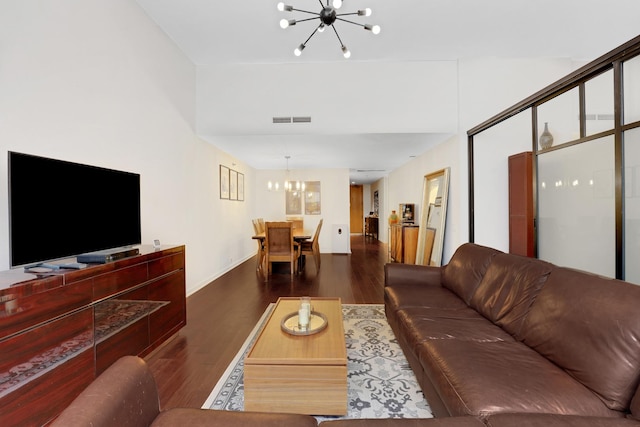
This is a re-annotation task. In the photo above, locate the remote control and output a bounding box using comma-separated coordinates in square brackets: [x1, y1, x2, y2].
[61, 262, 88, 270]
[39, 263, 61, 270]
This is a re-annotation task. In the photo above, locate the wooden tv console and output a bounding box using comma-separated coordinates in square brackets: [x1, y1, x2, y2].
[0, 245, 186, 427]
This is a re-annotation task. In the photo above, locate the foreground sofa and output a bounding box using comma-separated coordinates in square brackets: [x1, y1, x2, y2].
[55, 356, 640, 427]
[51, 303, 640, 426]
[50, 355, 318, 427]
[385, 243, 640, 422]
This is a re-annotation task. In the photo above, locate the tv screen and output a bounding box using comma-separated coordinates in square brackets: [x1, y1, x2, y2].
[8, 152, 141, 267]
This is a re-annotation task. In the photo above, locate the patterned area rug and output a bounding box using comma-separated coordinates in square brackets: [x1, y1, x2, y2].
[202, 304, 433, 421]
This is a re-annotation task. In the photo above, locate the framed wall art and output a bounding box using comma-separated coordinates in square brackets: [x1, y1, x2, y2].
[229, 169, 238, 200]
[237, 172, 244, 201]
[219, 165, 230, 199]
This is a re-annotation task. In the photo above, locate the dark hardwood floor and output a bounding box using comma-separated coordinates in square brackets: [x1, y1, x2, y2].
[145, 234, 388, 410]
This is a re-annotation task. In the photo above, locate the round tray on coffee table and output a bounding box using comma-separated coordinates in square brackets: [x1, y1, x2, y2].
[281, 311, 328, 336]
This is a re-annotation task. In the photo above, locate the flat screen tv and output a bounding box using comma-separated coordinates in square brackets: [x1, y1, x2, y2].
[8, 152, 141, 267]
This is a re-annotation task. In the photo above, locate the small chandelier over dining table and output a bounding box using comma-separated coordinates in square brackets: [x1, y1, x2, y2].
[277, 0, 381, 59]
[268, 156, 305, 193]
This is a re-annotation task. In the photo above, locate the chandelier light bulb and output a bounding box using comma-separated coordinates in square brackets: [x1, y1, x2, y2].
[280, 19, 296, 29]
[358, 8, 372, 16]
[277, 2, 293, 12]
[342, 45, 351, 59]
[332, 0, 342, 9]
[294, 44, 305, 56]
[318, 23, 325, 32]
[365, 24, 381, 35]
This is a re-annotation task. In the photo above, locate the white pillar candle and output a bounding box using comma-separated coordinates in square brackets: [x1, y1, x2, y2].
[298, 308, 309, 328]
[301, 297, 312, 314]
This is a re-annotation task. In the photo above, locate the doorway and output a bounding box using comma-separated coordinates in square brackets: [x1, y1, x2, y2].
[350, 185, 363, 234]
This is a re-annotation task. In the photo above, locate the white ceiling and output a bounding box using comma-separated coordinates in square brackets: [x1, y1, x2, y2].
[135, 0, 640, 183]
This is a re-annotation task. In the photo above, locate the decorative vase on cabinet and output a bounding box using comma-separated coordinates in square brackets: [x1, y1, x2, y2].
[539, 122, 554, 149]
[388, 210, 398, 226]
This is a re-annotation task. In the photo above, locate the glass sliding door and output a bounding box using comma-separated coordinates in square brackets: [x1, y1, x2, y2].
[625, 128, 640, 284]
[624, 55, 640, 125]
[467, 37, 640, 282]
[585, 69, 614, 137]
[537, 87, 580, 145]
[538, 136, 616, 277]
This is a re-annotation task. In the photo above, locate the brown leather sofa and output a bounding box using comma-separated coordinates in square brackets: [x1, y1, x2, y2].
[53, 354, 640, 427]
[50, 355, 318, 427]
[54, 350, 640, 427]
[384, 243, 640, 423]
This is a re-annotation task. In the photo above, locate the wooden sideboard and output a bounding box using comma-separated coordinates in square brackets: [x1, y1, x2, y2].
[0, 245, 186, 427]
[390, 224, 419, 264]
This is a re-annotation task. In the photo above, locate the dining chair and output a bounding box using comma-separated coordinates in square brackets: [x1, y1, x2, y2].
[264, 221, 299, 276]
[257, 218, 265, 234]
[299, 219, 322, 272]
[252, 219, 266, 272]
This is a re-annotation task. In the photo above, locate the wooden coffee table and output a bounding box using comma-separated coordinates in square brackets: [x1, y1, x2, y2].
[244, 297, 347, 415]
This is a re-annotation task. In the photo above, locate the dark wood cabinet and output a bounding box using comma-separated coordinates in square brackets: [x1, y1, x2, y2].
[0, 245, 186, 427]
[509, 152, 534, 257]
[365, 216, 379, 239]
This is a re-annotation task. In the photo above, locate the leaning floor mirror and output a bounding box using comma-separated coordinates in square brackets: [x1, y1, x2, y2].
[415, 167, 450, 266]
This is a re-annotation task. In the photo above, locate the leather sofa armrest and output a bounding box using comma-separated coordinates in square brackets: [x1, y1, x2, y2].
[385, 263, 442, 288]
[51, 356, 161, 427]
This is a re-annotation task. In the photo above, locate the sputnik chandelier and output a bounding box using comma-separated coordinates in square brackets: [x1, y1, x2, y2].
[277, 0, 381, 58]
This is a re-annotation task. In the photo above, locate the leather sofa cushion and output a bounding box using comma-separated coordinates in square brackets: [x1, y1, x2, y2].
[395, 307, 514, 354]
[385, 263, 443, 288]
[385, 284, 469, 313]
[469, 254, 552, 339]
[485, 413, 638, 427]
[442, 243, 500, 304]
[417, 340, 616, 418]
[521, 267, 640, 412]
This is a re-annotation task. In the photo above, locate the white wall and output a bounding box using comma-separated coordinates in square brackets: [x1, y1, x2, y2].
[0, 0, 252, 295]
[197, 61, 459, 136]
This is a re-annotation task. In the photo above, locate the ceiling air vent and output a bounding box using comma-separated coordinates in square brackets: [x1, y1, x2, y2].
[273, 116, 312, 124]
